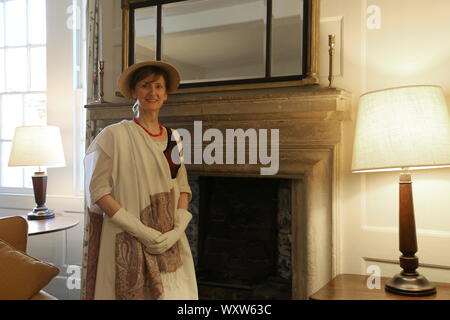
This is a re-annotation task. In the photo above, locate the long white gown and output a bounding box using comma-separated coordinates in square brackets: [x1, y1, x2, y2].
[84, 121, 198, 300]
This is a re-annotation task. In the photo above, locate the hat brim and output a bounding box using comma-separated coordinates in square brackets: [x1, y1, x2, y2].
[118, 61, 180, 98]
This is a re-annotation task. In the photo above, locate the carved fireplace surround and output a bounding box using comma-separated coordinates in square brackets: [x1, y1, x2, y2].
[85, 85, 351, 299]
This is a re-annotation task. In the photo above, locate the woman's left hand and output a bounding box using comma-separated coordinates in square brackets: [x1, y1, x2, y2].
[147, 229, 179, 254]
[144, 208, 192, 254]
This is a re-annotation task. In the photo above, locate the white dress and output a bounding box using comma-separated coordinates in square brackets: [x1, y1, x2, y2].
[86, 122, 198, 300]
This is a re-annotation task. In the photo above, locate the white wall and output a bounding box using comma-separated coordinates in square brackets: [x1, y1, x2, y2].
[320, 0, 450, 282]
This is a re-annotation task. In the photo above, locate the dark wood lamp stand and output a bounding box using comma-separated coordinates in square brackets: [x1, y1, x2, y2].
[384, 171, 436, 296]
[27, 171, 54, 220]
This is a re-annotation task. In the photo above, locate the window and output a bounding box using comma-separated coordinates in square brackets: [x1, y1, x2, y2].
[0, 0, 47, 189]
[128, 0, 307, 90]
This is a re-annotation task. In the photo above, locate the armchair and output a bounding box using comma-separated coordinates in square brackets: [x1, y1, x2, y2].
[0, 216, 59, 300]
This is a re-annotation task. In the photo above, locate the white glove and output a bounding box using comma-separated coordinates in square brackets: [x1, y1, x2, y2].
[110, 207, 168, 247]
[145, 208, 192, 254]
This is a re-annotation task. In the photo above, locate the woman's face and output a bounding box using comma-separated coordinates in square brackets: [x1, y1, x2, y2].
[132, 73, 168, 112]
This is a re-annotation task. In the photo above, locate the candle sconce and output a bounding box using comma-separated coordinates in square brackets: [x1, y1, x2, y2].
[328, 34, 335, 88]
[97, 60, 107, 103]
[95, 2, 108, 104]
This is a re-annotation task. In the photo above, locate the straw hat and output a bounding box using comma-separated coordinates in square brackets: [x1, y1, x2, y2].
[118, 60, 180, 98]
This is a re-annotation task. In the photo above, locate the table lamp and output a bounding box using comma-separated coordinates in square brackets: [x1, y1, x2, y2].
[8, 126, 66, 220]
[352, 85, 450, 296]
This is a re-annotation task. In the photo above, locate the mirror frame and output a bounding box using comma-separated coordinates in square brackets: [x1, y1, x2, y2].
[121, 0, 320, 93]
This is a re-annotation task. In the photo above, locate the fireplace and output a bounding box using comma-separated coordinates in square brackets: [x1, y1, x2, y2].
[185, 176, 292, 299]
[85, 85, 351, 299]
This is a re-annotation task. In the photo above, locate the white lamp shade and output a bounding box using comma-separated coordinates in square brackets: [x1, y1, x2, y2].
[8, 126, 66, 168]
[352, 85, 450, 172]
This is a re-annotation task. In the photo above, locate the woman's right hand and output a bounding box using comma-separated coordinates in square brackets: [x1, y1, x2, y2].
[144, 229, 169, 247]
[144, 233, 171, 254]
[96, 195, 169, 249]
[144, 209, 192, 255]
[109, 207, 167, 247]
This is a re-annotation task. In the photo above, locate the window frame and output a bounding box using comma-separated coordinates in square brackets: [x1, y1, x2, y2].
[0, 0, 86, 201]
[0, 0, 47, 191]
[121, 0, 320, 94]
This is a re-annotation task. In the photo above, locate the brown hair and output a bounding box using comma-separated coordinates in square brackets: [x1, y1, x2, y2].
[129, 66, 169, 91]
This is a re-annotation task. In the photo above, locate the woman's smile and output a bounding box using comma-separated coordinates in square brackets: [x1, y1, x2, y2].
[132, 74, 168, 111]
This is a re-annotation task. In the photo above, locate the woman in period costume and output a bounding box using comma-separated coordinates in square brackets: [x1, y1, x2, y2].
[81, 61, 198, 300]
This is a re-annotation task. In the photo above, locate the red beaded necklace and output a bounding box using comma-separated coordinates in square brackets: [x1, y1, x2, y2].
[133, 118, 164, 137]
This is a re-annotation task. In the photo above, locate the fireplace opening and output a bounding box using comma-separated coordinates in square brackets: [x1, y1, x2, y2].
[188, 176, 292, 300]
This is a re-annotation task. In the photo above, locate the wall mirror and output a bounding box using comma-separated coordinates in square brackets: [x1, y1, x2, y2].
[121, 0, 319, 92]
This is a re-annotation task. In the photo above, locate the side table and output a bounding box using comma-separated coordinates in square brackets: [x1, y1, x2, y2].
[310, 274, 450, 300]
[24, 214, 79, 236]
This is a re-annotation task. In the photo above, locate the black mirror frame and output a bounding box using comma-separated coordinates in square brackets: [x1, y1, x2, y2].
[121, 0, 320, 94]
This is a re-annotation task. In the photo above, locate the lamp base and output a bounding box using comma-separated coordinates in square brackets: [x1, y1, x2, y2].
[385, 272, 436, 296]
[27, 210, 55, 220]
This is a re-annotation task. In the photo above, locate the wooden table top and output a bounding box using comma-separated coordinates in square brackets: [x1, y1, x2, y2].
[23, 214, 80, 236]
[310, 274, 450, 300]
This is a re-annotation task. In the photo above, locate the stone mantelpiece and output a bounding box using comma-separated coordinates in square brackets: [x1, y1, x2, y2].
[85, 85, 352, 299]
